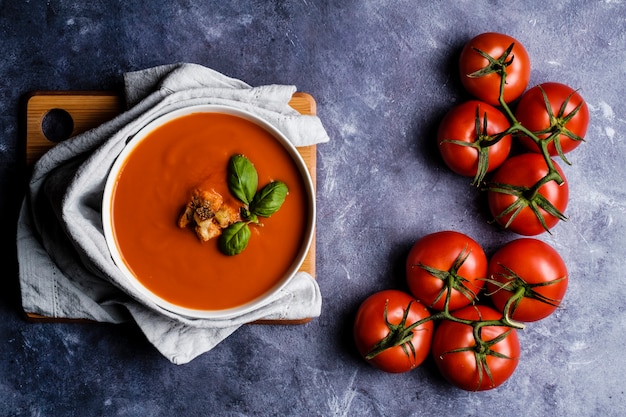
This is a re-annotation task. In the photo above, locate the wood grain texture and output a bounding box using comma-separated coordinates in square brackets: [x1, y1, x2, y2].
[24, 91, 317, 325]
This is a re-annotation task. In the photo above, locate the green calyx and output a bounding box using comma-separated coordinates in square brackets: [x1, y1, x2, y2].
[486, 264, 567, 320]
[440, 324, 516, 391]
[416, 245, 481, 309]
[517, 85, 586, 166]
[440, 106, 510, 186]
[467, 42, 516, 80]
[365, 299, 431, 361]
[487, 177, 568, 234]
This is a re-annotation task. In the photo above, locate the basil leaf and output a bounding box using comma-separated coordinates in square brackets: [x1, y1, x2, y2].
[218, 222, 251, 256]
[250, 181, 288, 218]
[227, 155, 258, 205]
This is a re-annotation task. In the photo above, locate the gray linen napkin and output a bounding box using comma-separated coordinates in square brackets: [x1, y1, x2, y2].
[17, 63, 330, 364]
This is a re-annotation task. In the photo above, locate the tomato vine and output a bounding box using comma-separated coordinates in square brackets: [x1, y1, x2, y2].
[355, 32, 578, 391]
[443, 36, 588, 235]
[492, 76, 588, 232]
[366, 243, 528, 390]
[427, 37, 577, 388]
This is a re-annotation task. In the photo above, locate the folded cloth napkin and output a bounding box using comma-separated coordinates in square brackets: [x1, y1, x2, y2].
[17, 63, 330, 364]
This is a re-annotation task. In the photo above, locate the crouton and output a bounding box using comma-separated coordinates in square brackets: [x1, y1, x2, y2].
[178, 188, 240, 242]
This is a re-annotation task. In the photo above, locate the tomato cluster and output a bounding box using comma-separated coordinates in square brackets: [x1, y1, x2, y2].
[352, 32, 584, 392]
[353, 231, 568, 391]
[438, 32, 589, 235]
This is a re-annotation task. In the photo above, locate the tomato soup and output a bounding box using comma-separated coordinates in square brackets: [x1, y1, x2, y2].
[108, 110, 311, 312]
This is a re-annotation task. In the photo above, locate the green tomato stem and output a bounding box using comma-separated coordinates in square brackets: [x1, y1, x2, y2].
[481, 51, 569, 232]
[419, 43, 577, 386]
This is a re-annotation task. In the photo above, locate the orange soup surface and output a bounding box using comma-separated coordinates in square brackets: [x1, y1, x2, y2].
[110, 112, 310, 311]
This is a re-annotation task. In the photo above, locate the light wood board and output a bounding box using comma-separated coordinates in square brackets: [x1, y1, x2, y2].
[24, 91, 317, 325]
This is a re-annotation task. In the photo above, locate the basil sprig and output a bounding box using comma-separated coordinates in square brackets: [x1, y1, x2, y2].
[219, 155, 289, 256]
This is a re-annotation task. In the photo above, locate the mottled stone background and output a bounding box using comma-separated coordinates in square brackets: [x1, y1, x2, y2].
[1, 1, 625, 416]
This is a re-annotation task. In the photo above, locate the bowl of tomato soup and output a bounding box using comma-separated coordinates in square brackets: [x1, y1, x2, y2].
[102, 105, 315, 319]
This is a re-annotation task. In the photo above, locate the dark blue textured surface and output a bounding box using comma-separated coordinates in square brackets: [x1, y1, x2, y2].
[2, 1, 625, 416]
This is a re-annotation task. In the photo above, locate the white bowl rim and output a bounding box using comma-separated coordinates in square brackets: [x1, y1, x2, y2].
[102, 104, 316, 320]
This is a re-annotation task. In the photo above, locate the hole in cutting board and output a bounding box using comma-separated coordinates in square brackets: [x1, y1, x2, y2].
[41, 108, 74, 142]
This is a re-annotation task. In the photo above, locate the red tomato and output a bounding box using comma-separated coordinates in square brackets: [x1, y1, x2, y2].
[437, 100, 512, 183]
[431, 305, 520, 391]
[353, 290, 434, 373]
[406, 231, 487, 311]
[487, 153, 569, 236]
[486, 238, 568, 322]
[515, 82, 590, 156]
[459, 32, 531, 106]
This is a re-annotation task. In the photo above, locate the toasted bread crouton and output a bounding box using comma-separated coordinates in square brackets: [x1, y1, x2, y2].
[214, 204, 240, 228]
[194, 218, 222, 242]
[178, 188, 240, 242]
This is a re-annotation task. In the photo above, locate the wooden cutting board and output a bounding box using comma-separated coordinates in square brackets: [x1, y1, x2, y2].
[24, 91, 317, 325]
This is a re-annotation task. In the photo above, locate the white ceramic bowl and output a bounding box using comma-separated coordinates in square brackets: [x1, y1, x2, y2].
[102, 105, 315, 319]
